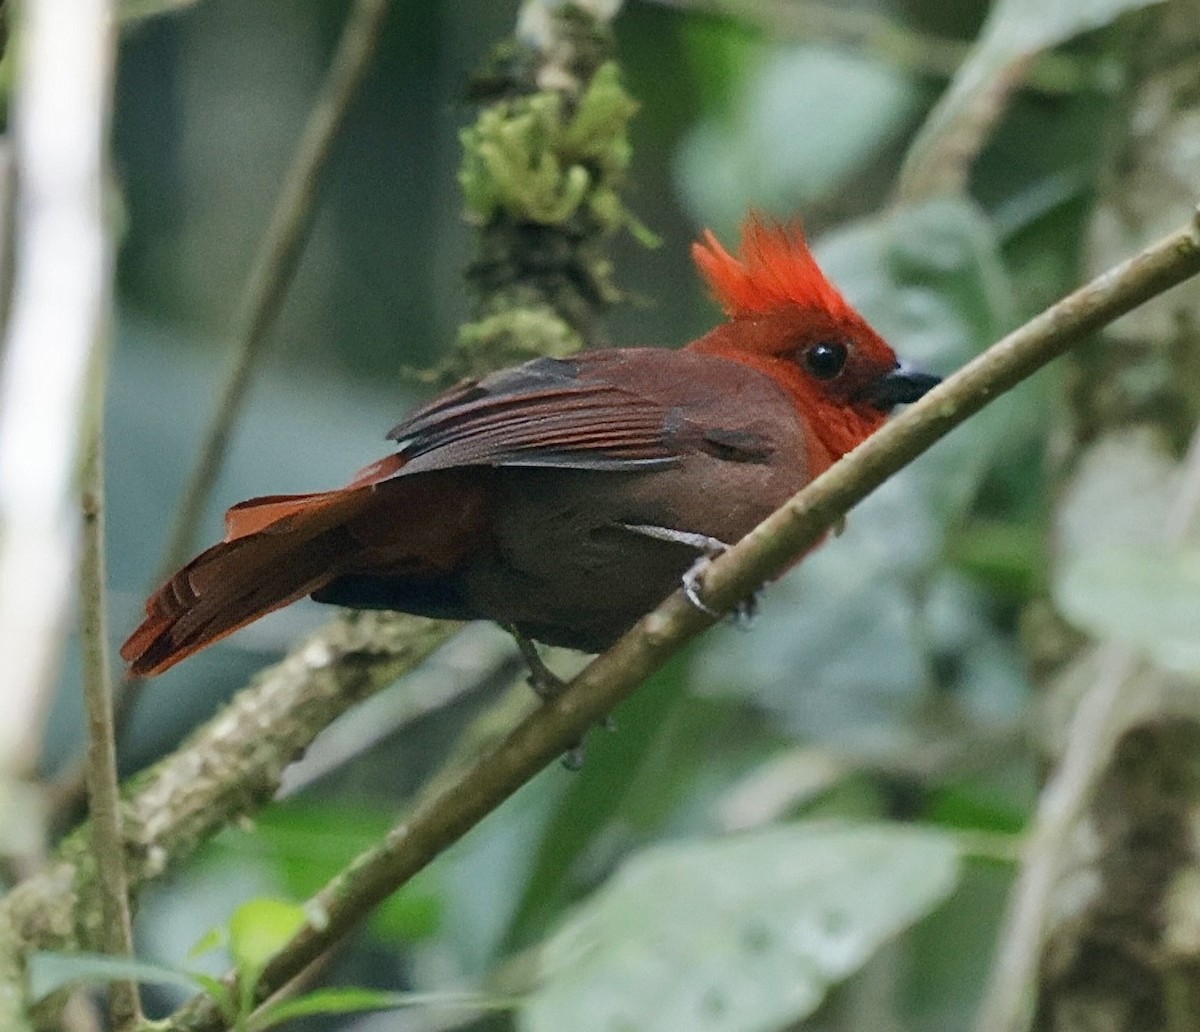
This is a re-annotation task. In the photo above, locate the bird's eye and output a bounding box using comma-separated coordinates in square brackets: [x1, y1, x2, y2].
[802, 341, 848, 380]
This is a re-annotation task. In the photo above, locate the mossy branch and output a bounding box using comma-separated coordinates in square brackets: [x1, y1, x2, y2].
[424, 16, 653, 385]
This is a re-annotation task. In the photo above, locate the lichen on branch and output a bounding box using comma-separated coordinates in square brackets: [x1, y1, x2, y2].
[421, 8, 653, 386]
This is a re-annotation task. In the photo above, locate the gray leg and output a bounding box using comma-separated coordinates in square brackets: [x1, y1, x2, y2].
[508, 627, 566, 701]
[507, 627, 605, 770]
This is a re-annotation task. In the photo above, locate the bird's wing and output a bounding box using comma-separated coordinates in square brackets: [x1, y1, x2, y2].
[220, 350, 783, 544]
[383, 352, 689, 475]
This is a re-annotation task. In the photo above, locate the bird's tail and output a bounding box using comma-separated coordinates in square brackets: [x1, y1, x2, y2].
[120, 459, 484, 677]
[120, 487, 378, 677]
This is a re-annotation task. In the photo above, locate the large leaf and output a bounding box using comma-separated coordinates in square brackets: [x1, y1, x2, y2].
[677, 44, 920, 234]
[521, 823, 960, 1032]
[228, 898, 307, 978]
[213, 801, 443, 944]
[1057, 545, 1200, 674]
[1050, 431, 1200, 670]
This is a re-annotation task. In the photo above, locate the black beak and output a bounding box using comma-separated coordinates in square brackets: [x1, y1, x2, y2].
[865, 361, 941, 411]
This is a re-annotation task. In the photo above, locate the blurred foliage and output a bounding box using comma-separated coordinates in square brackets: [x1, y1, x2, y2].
[1054, 432, 1200, 672]
[522, 824, 960, 1032]
[55, 0, 1197, 1028]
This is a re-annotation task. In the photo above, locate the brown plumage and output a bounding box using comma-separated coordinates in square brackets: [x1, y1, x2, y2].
[122, 217, 938, 677]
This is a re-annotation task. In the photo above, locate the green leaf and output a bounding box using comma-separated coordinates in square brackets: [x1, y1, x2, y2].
[899, 0, 1162, 199]
[505, 655, 691, 950]
[216, 802, 444, 945]
[188, 924, 225, 960]
[678, 45, 920, 233]
[249, 987, 517, 1031]
[1056, 544, 1200, 673]
[948, 520, 1045, 598]
[521, 823, 960, 1032]
[1055, 434, 1175, 558]
[389, 758, 575, 984]
[1051, 432, 1199, 669]
[227, 898, 307, 979]
[28, 951, 209, 1002]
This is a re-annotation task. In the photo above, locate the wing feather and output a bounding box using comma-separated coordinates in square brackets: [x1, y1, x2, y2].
[385, 354, 684, 475]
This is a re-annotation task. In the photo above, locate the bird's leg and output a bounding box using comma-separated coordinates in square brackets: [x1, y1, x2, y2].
[509, 628, 566, 701]
[620, 523, 759, 625]
[507, 627, 609, 770]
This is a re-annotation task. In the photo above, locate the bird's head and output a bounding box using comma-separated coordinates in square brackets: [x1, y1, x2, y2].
[689, 216, 939, 462]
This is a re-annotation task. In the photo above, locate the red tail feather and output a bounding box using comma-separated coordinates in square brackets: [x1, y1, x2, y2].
[121, 490, 371, 676]
[121, 463, 486, 677]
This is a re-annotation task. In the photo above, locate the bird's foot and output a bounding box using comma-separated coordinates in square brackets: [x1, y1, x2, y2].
[682, 556, 759, 626]
[621, 524, 759, 626]
[681, 555, 722, 616]
[620, 524, 732, 617]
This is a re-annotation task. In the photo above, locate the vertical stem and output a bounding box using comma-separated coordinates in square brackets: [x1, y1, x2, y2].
[155, 0, 394, 580]
[80, 350, 142, 1028]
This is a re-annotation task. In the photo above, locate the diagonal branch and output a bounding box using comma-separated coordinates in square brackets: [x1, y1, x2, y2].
[163, 209, 1200, 1032]
[158, 0, 394, 579]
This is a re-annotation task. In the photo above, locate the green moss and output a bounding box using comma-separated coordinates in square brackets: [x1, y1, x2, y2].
[441, 10, 659, 385]
[459, 61, 646, 238]
[414, 306, 582, 385]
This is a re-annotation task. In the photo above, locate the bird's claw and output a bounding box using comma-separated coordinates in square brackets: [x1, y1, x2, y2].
[682, 555, 759, 629]
[682, 556, 722, 617]
[619, 523, 750, 620]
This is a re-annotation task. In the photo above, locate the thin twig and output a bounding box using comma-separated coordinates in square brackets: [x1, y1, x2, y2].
[160, 0, 392, 572]
[80, 358, 142, 1029]
[974, 645, 1137, 1032]
[0, 0, 123, 1025]
[56, 0, 394, 813]
[163, 208, 1200, 1032]
[975, 406, 1200, 1032]
[115, 0, 394, 728]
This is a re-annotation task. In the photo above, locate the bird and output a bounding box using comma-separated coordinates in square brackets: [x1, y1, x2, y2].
[121, 215, 939, 682]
